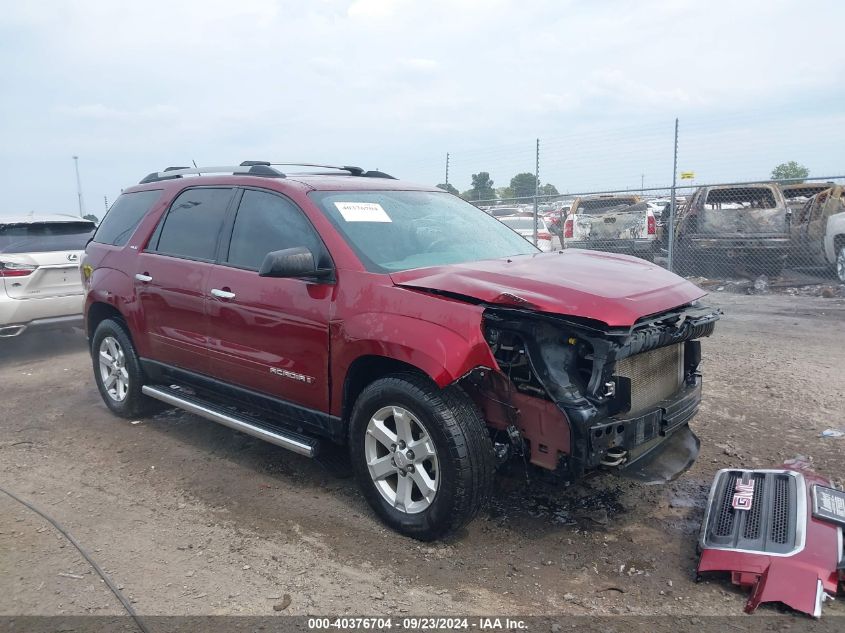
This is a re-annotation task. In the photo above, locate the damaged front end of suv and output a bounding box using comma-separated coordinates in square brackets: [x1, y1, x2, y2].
[460, 302, 720, 483]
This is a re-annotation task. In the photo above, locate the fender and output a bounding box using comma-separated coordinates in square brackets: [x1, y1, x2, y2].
[329, 311, 496, 417]
[84, 266, 149, 354]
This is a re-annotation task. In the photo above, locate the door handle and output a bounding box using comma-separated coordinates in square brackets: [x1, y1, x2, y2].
[135, 273, 153, 282]
[210, 288, 236, 300]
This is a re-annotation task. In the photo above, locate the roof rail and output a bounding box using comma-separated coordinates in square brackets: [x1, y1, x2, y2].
[253, 162, 396, 179]
[139, 162, 396, 184]
[139, 164, 285, 184]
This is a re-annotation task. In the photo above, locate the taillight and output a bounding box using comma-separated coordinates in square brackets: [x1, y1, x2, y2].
[647, 214, 656, 235]
[563, 218, 573, 238]
[537, 231, 551, 240]
[0, 261, 37, 277]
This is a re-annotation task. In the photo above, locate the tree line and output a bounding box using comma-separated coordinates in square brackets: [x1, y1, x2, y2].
[435, 162, 811, 203]
[437, 172, 559, 202]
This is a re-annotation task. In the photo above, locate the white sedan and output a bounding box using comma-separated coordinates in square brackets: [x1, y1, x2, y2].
[498, 215, 559, 252]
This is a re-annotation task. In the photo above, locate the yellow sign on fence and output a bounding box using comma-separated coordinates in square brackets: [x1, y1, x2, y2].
[680, 171, 695, 180]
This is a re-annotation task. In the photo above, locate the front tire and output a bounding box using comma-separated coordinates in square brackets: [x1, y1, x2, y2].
[836, 245, 845, 283]
[349, 374, 494, 540]
[91, 318, 160, 419]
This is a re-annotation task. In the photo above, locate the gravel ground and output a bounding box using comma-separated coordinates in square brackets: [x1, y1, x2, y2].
[1, 292, 843, 620]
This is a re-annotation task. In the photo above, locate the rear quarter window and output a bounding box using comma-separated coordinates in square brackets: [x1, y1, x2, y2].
[0, 222, 95, 253]
[93, 190, 163, 246]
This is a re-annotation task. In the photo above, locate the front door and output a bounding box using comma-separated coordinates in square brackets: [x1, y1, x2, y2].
[205, 188, 333, 413]
[135, 186, 234, 374]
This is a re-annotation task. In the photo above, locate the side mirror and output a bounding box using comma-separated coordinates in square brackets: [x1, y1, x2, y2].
[258, 247, 332, 280]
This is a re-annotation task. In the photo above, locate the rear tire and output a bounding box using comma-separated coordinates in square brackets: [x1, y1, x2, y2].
[836, 245, 845, 283]
[91, 318, 162, 419]
[349, 373, 494, 540]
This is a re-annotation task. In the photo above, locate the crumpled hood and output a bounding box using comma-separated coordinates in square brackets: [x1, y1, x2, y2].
[390, 250, 705, 327]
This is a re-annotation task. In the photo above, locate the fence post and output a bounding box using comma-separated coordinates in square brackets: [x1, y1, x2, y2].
[533, 138, 540, 246]
[668, 118, 679, 272]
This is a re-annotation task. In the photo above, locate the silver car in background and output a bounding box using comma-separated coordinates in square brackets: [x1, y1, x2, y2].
[0, 214, 95, 337]
[498, 215, 559, 251]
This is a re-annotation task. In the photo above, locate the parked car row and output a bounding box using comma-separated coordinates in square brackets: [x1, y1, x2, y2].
[509, 181, 844, 281]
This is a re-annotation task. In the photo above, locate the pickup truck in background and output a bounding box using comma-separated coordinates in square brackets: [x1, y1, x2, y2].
[561, 194, 658, 261]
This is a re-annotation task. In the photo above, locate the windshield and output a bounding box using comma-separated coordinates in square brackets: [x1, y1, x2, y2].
[704, 187, 777, 209]
[310, 190, 538, 272]
[577, 198, 639, 214]
[0, 221, 95, 253]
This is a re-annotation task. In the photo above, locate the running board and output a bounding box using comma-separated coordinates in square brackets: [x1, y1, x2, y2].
[141, 384, 319, 457]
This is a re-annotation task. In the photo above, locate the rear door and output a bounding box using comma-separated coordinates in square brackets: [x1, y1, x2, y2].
[0, 221, 94, 299]
[205, 188, 333, 412]
[135, 187, 234, 374]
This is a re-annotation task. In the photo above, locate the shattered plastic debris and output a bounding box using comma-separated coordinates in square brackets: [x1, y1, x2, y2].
[819, 428, 845, 439]
[753, 275, 769, 293]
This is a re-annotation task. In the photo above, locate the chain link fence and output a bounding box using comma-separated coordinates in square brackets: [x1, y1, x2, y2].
[466, 176, 845, 295]
[400, 116, 845, 295]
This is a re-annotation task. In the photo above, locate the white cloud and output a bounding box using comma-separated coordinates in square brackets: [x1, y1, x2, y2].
[0, 0, 843, 212]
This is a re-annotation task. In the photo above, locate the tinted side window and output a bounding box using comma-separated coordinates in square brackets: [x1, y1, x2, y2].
[227, 190, 326, 270]
[93, 190, 163, 246]
[155, 188, 233, 261]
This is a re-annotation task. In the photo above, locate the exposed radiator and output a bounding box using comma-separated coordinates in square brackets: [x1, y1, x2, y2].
[615, 343, 684, 415]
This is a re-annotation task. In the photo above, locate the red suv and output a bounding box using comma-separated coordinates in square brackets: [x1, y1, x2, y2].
[83, 162, 719, 539]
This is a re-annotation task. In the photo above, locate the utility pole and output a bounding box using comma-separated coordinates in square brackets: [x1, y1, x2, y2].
[73, 156, 85, 218]
[533, 138, 540, 246]
[668, 119, 679, 272]
[445, 152, 450, 188]
[641, 173, 645, 192]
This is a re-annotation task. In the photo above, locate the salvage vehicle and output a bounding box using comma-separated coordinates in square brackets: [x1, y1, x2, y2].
[82, 162, 719, 539]
[1, 214, 95, 337]
[779, 181, 834, 218]
[673, 184, 790, 276]
[562, 194, 658, 261]
[790, 184, 845, 281]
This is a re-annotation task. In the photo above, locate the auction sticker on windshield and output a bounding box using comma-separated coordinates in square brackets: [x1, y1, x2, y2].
[334, 202, 392, 222]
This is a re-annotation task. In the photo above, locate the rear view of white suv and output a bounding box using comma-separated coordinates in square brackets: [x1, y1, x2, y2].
[0, 214, 95, 337]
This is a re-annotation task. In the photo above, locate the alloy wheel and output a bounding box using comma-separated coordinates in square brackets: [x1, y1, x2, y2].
[98, 336, 129, 402]
[364, 405, 439, 514]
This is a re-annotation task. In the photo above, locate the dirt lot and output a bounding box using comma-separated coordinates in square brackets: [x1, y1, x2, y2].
[1, 293, 843, 619]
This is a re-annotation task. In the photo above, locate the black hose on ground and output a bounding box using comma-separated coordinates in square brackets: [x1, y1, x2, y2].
[0, 484, 150, 633]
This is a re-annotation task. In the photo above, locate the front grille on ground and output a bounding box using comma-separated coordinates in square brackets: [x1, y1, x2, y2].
[615, 343, 684, 414]
[702, 469, 803, 556]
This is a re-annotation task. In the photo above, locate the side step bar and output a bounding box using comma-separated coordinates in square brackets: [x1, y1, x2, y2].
[141, 384, 319, 457]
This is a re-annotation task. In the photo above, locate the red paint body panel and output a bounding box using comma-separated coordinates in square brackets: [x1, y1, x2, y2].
[390, 249, 705, 327]
[698, 466, 843, 617]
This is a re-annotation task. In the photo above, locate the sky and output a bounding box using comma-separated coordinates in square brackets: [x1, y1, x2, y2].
[2, 0, 844, 215]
